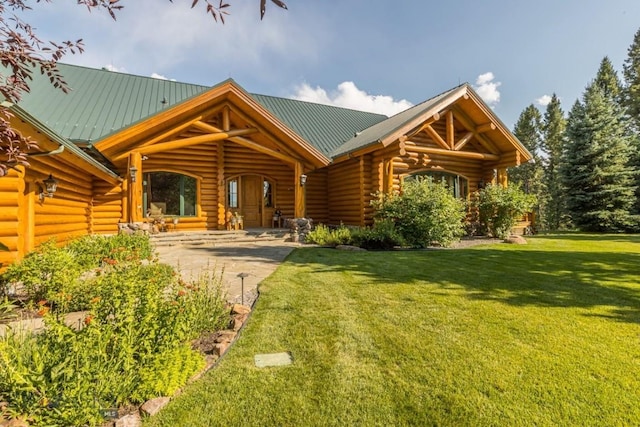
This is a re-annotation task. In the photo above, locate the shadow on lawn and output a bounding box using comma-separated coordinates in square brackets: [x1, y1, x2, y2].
[287, 239, 640, 325]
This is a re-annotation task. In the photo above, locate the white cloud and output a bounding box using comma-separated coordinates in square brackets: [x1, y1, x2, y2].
[291, 81, 412, 116]
[102, 64, 125, 73]
[473, 72, 501, 108]
[150, 72, 176, 81]
[536, 95, 552, 106]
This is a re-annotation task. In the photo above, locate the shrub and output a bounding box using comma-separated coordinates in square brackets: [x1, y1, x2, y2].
[372, 177, 467, 248]
[351, 220, 405, 250]
[66, 233, 154, 270]
[1, 240, 84, 307]
[0, 236, 228, 426]
[475, 184, 537, 238]
[305, 224, 353, 247]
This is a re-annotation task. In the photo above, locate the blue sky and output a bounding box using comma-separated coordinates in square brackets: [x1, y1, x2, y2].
[23, 0, 640, 127]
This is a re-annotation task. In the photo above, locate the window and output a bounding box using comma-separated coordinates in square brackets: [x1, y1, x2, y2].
[263, 180, 273, 208]
[228, 179, 238, 208]
[406, 171, 469, 199]
[143, 172, 196, 217]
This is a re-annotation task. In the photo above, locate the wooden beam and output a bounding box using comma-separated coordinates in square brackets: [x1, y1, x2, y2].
[477, 122, 496, 133]
[111, 116, 205, 161]
[400, 112, 441, 142]
[424, 124, 450, 150]
[454, 132, 474, 151]
[446, 110, 455, 150]
[193, 120, 298, 165]
[222, 106, 230, 131]
[138, 128, 258, 156]
[407, 146, 500, 161]
[451, 107, 500, 154]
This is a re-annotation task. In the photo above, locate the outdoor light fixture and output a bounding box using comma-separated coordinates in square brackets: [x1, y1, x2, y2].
[299, 174, 307, 187]
[129, 166, 138, 183]
[38, 174, 58, 201]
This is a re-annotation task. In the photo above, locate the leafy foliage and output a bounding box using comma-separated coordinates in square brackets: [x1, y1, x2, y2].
[0, 235, 228, 426]
[1, 234, 153, 312]
[305, 224, 353, 247]
[373, 177, 466, 248]
[350, 220, 405, 250]
[475, 184, 536, 239]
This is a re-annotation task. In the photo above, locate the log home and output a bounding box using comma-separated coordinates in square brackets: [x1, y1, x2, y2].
[0, 64, 531, 266]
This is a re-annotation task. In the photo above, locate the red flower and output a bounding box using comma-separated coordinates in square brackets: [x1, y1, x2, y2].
[84, 315, 93, 325]
[37, 306, 50, 316]
[177, 290, 186, 297]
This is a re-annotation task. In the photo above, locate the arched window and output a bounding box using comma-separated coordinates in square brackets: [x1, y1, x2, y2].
[143, 172, 196, 217]
[406, 171, 469, 199]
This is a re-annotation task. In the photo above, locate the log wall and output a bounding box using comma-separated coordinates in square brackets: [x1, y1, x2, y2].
[327, 157, 364, 226]
[0, 170, 23, 268]
[305, 169, 328, 224]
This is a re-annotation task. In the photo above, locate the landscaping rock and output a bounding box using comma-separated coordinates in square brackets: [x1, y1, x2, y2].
[214, 342, 230, 356]
[115, 413, 141, 427]
[231, 303, 251, 315]
[504, 235, 527, 245]
[214, 330, 237, 343]
[230, 313, 248, 331]
[140, 397, 170, 417]
[336, 245, 366, 251]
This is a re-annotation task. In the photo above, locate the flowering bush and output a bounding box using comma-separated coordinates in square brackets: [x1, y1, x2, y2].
[0, 234, 227, 426]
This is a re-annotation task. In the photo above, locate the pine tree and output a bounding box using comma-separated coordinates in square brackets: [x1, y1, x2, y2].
[623, 28, 640, 131]
[562, 84, 637, 231]
[541, 94, 568, 230]
[622, 27, 640, 215]
[595, 56, 623, 100]
[510, 105, 545, 228]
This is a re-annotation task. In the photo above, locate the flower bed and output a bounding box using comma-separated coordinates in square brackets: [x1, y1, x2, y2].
[0, 234, 229, 427]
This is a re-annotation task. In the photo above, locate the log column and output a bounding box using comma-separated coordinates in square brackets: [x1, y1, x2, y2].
[128, 151, 143, 222]
[294, 161, 305, 218]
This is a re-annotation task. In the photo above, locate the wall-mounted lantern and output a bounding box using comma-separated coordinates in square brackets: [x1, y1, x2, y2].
[299, 174, 307, 187]
[39, 174, 58, 201]
[129, 166, 138, 183]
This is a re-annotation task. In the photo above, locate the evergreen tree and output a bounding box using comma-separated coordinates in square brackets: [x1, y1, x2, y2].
[562, 84, 637, 232]
[622, 28, 640, 215]
[623, 28, 640, 131]
[510, 105, 545, 228]
[594, 56, 623, 101]
[541, 94, 568, 230]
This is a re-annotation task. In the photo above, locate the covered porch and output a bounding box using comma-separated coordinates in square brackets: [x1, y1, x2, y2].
[93, 80, 328, 232]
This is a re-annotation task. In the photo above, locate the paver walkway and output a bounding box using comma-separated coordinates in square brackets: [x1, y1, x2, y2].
[154, 238, 300, 307]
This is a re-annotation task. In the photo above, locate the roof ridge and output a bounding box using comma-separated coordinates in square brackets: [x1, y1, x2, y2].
[252, 92, 389, 118]
[56, 62, 211, 90]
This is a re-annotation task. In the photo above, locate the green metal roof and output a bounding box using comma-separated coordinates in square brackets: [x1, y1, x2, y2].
[16, 64, 389, 159]
[331, 84, 467, 158]
[251, 94, 388, 158]
[17, 63, 210, 143]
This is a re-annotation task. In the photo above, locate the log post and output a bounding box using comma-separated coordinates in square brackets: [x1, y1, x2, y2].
[294, 161, 306, 218]
[128, 151, 143, 222]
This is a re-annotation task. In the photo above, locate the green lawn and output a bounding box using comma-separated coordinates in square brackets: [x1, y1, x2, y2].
[146, 234, 640, 426]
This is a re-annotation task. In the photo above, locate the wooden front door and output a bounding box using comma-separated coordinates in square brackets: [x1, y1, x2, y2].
[241, 175, 262, 227]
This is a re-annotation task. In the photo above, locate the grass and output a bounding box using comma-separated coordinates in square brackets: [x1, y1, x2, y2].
[145, 234, 640, 426]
